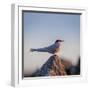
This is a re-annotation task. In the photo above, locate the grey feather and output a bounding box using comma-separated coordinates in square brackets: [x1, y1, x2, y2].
[30, 43, 60, 54]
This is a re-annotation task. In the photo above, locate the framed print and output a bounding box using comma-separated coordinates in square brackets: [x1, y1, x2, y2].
[11, 4, 87, 87]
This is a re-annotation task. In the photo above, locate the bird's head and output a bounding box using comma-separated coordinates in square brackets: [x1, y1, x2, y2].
[55, 39, 64, 44]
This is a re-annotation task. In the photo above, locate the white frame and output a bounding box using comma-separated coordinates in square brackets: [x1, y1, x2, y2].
[11, 4, 87, 87]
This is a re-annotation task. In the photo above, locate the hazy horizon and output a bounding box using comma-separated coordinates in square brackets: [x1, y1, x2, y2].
[23, 11, 80, 75]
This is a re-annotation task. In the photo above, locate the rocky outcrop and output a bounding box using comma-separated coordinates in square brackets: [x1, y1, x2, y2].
[29, 55, 80, 77]
[49, 55, 67, 76]
[31, 55, 72, 77]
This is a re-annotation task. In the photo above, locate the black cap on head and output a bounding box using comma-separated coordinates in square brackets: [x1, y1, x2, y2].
[55, 39, 64, 43]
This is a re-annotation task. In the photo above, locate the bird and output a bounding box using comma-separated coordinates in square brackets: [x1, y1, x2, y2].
[30, 39, 64, 54]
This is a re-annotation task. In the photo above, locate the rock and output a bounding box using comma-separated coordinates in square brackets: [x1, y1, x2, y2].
[31, 55, 67, 76]
[29, 55, 80, 77]
[49, 55, 67, 76]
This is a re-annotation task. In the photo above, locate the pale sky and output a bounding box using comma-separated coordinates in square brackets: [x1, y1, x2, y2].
[23, 11, 80, 75]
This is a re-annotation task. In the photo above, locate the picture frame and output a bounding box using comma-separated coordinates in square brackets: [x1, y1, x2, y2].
[11, 3, 87, 87]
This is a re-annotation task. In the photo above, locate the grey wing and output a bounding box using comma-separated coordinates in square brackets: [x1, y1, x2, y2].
[45, 44, 59, 53]
[30, 44, 59, 53]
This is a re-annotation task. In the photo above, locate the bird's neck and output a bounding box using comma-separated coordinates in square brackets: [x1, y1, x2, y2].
[56, 42, 60, 46]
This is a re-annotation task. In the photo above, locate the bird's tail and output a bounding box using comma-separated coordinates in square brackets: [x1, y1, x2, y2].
[30, 48, 36, 52]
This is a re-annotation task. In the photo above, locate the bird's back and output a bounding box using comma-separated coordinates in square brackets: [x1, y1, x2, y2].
[45, 43, 60, 54]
